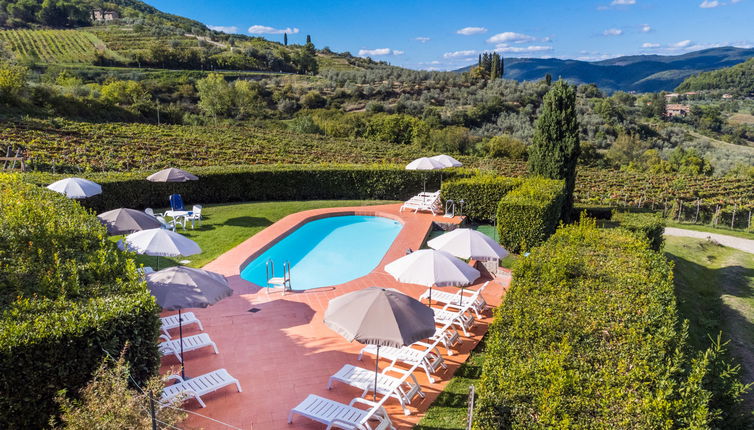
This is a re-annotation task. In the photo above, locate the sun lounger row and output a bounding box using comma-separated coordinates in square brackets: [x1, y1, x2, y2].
[328, 364, 425, 416]
[157, 312, 242, 408]
[419, 281, 489, 319]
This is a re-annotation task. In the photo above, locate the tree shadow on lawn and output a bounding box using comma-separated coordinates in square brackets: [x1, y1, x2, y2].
[223, 216, 272, 228]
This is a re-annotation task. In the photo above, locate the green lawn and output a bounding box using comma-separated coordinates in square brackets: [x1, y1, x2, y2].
[666, 220, 754, 241]
[131, 200, 397, 269]
[416, 342, 486, 430]
[664, 236, 754, 406]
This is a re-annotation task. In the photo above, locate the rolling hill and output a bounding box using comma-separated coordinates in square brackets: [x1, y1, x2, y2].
[456, 47, 754, 93]
[676, 57, 754, 94]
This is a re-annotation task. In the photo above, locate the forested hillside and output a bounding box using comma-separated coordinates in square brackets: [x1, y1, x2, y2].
[677, 58, 754, 94]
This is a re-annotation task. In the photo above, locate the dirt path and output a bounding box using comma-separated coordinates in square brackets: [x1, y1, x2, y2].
[664, 227, 754, 254]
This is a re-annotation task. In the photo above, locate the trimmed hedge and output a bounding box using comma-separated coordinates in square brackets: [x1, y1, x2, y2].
[496, 177, 565, 253]
[0, 175, 160, 428]
[475, 219, 748, 428]
[613, 211, 666, 251]
[441, 175, 522, 222]
[23, 165, 465, 213]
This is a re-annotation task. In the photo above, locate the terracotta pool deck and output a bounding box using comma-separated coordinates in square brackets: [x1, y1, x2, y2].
[160, 203, 510, 429]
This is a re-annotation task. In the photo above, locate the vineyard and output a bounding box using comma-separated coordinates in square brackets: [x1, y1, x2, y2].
[0, 29, 122, 64]
[84, 26, 198, 59]
[1, 116, 752, 228]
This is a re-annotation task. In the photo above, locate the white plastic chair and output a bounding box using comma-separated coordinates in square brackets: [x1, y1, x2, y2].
[328, 364, 425, 415]
[145, 208, 163, 217]
[185, 205, 203, 228]
[159, 333, 218, 362]
[288, 394, 395, 429]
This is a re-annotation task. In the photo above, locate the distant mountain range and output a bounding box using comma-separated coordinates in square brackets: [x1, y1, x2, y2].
[454, 47, 754, 93]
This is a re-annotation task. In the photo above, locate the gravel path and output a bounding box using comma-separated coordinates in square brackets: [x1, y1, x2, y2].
[664, 227, 754, 254]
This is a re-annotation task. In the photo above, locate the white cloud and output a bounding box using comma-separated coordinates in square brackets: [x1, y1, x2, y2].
[611, 0, 636, 4]
[443, 50, 478, 58]
[641, 24, 652, 33]
[456, 27, 487, 36]
[699, 0, 721, 7]
[642, 42, 661, 48]
[248, 25, 299, 35]
[672, 39, 693, 47]
[603, 28, 624, 36]
[209, 25, 238, 34]
[731, 0, 742, 3]
[415, 37, 431, 43]
[358, 48, 403, 56]
[486, 31, 536, 44]
[494, 45, 553, 53]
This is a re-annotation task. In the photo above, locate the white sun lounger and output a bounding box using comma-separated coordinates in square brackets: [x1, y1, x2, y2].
[358, 342, 447, 383]
[159, 333, 218, 362]
[328, 364, 424, 415]
[431, 325, 461, 356]
[420, 281, 490, 319]
[161, 368, 242, 408]
[400, 191, 442, 215]
[288, 394, 396, 430]
[434, 307, 475, 336]
[160, 312, 203, 337]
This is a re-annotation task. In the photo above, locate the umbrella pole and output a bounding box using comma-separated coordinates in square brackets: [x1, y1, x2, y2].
[179, 309, 185, 380]
[374, 345, 379, 402]
[428, 286, 433, 308]
[156, 255, 160, 271]
[460, 286, 464, 307]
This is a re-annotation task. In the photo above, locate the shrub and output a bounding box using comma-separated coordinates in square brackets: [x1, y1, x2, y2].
[0, 174, 160, 428]
[23, 165, 470, 213]
[486, 135, 527, 159]
[441, 175, 522, 222]
[475, 219, 749, 429]
[613, 211, 666, 251]
[496, 177, 565, 252]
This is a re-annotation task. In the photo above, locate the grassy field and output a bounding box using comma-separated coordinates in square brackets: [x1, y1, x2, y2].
[665, 236, 754, 406]
[132, 199, 398, 269]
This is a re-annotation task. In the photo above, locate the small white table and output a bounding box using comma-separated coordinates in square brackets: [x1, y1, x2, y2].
[164, 210, 191, 230]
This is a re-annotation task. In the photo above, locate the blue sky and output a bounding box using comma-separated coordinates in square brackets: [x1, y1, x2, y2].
[148, 0, 753, 70]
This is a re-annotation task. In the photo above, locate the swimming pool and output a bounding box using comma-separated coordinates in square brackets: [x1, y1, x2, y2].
[240, 215, 402, 290]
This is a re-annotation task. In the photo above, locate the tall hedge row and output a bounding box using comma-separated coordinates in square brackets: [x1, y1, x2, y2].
[496, 177, 565, 253]
[441, 175, 522, 222]
[23, 165, 462, 213]
[613, 211, 666, 251]
[0, 174, 160, 428]
[475, 219, 748, 428]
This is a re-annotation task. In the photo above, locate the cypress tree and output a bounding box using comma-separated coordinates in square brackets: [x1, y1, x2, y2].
[284, 33, 288, 45]
[545, 73, 552, 86]
[528, 80, 581, 221]
[306, 34, 312, 44]
[490, 54, 499, 81]
[499, 55, 504, 78]
[478, 54, 482, 68]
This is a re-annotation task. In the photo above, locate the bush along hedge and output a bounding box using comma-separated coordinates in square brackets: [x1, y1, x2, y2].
[23, 164, 466, 213]
[441, 175, 522, 222]
[474, 218, 750, 429]
[0, 174, 160, 428]
[496, 176, 565, 253]
[613, 211, 666, 251]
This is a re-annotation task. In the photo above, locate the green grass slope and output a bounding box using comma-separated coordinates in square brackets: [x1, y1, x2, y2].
[676, 57, 754, 94]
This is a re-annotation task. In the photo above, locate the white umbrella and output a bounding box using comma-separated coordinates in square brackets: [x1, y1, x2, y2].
[406, 157, 445, 193]
[428, 228, 509, 261]
[146, 168, 198, 183]
[124, 228, 201, 269]
[384, 249, 480, 306]
[47, 178, 102, 199]
[430, 154, 463, 168]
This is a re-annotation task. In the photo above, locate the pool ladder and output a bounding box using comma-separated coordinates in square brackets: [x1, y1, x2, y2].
[265, 259, 291, 295]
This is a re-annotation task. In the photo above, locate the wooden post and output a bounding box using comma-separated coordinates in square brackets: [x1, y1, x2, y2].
[467, 385, 476, 430]
[694, 200, 700, 224]
[731, 204, 737, 229]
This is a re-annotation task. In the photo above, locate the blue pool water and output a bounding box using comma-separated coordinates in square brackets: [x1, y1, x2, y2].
[240, 215, 402, 290]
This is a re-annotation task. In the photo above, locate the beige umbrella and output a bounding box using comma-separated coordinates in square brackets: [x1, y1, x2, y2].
[146, 168, 198, 183]
[97, 208, 161, 235]
[324, 287, 435, 401]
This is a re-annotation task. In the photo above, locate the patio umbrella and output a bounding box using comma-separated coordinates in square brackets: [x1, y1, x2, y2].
[428, 228, 508, 304]
[97, 208, 162, 235]
[384, 249, 480, 307]
[430, 154, 463, 168]
[124, 228, 201, 269]
[146, 168, 198, 183]
[324, 287, 435, 401]
[46, 178, 102, 199]
[405, 157, 444, 193]
[147, 266, 232, 379]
